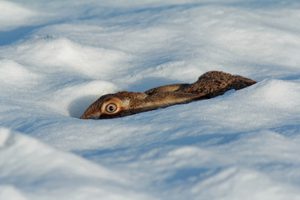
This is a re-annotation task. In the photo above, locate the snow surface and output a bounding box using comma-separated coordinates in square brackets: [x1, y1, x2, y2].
[1, 0, 300, 199]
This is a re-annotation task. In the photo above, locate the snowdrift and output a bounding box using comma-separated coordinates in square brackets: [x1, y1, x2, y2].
[0, 0, 300, 199]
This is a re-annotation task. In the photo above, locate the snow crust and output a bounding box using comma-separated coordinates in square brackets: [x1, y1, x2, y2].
[0, 0, 300, 199]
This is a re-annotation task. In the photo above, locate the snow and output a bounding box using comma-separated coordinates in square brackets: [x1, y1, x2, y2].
[0, 1, 38, 31]
[0, 0, 300, 199]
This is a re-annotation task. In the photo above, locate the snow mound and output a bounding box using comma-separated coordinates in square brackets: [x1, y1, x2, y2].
[47, 80, 118, 117]
[1, 0, 300, 199]
[2, 38, 132, 78]
[0, 59, 39, 87]
[0, 128, 153, 200]
[192, 167, 300, 200]
[192, 79, 300, 130]
[0, 1, 37, 31]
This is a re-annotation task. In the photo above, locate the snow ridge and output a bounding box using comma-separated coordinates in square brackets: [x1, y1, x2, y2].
[0, 0, 300, 199]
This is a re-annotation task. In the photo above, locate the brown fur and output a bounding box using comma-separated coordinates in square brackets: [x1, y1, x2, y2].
[80, 71, 256, 119]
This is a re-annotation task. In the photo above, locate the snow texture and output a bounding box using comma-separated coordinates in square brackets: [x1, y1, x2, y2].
[1, 0, 300, 199]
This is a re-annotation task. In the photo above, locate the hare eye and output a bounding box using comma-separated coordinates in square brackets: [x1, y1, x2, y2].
[105, 103, 117, 113]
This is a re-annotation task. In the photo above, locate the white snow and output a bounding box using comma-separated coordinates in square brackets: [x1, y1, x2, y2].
[0, 0, 300, 200]
[0, 1, 38, 31]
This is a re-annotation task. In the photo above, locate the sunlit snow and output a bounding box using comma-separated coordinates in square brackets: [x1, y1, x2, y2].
[1, 1, 300, 200]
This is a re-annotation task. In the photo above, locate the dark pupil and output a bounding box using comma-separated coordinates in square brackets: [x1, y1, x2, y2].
[107, 104, 116, 112]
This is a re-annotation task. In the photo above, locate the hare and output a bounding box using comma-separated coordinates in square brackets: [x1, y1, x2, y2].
[80, 71, 256, 119]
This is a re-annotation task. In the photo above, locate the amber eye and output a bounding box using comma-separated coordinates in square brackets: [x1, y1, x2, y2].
[105, 103, 118, 113]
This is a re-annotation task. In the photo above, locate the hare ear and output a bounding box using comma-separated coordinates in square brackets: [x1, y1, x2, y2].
[145, 84, 189, 95]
